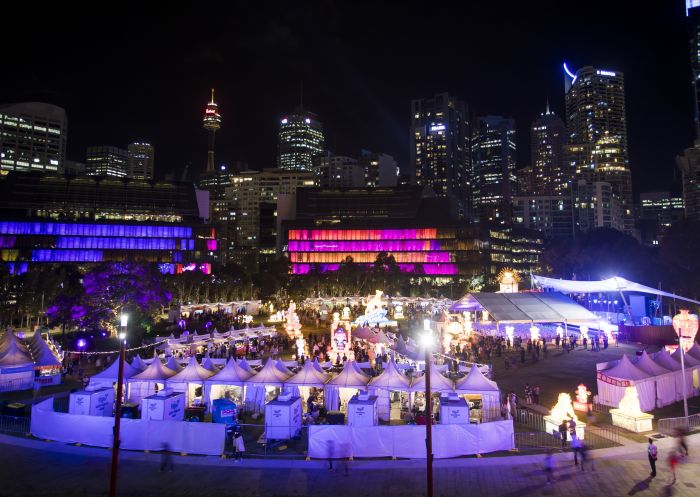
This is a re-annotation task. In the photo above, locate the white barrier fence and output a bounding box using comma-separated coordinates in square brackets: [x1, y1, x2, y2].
[308, 420, 514, 459]
[30, 399, 224, 455]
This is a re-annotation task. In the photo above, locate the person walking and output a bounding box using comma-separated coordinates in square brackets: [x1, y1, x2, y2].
[647, 438, 658, 478]
[668, 449, 679, 484]
[570, 433, 581, 466]
[544, 449, 555, 484]
[160, 442, 174, 472]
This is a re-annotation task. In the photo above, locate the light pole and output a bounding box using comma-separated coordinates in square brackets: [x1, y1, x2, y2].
[421, 318, 434, 497]
[672, 310, 699, 424]
[110, 314, 128, 497]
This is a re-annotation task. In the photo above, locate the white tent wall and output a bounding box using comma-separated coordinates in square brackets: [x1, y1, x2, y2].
[205, 384, 245, 410]
[595, 377, 657, 412]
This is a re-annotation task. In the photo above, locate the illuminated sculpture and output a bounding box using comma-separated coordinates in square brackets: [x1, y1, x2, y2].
[284, 301, 302, 338]
[505, 326, 514, 344]
[497, 268, 520, 293]
[544, 392, 585, 439]
[529, 326, 540, 342]
[330, 312, 353, 363]
[556, 326, 564, 339]
[573, 384, 591, 411]
[580, 325, 589, 341]
[394, 303, 404, 320]
[342, 306, 351, 321]
[481, 310, 489, 323]
[353, 290, 396, 327]
[463, 311, 472, 333]
[610, 386, 654, 432]
[673, 309, 699, 353]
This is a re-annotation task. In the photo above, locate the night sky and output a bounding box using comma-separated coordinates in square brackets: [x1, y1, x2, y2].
[2, 1, 693, 196]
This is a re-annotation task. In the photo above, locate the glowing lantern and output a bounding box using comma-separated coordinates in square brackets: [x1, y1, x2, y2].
[556, 325, 563, 338]
[481, 310, 489, 322]
[673, 309, 699, 353]
[529, 325, 540, 341]
[505, 325, 514, 343]
[580, 325, 589, 340]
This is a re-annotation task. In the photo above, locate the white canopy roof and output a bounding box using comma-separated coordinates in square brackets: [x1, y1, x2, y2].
[245, 358, 291, 387]
[633, 351, 672, 376]
[327, 360, 371, 389]
[449, 292, 598, 323]
[237, 357, 257, 375]
[0, 340, 33, 368]
[284, 360, 329, 388]
[455, 363, 500, 392]
[275, 360, 295, 377]
[130, 355, 147, 371]
[671, 346, 700, 366]
[602, 354, 650, 381]
[653, 349, 683, 371]
[206, 358, 253, 385]
[130, 355, 177, 382]
[166, 356, 183, 372]
[686, 343, 700, 362]
[168, 356, 215, 383]
[91, 357, 139, 381]
[368, 360, 411, 390]
[409, 365, 454, 393]
[201, 356, 219, 373]
[533, 275, 700, 304]
[30, 338, 61, 368]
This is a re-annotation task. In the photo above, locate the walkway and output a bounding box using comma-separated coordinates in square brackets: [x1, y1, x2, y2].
[0, 432, 698, 496]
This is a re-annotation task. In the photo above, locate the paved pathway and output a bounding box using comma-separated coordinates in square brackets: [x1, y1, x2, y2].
[0, 432, 698, 497]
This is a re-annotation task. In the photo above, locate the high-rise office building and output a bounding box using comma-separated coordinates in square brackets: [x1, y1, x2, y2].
[687, 2, 700, 138]
[530, 105, 568, 196]
[202, 88, 222, 174]
[277, 108, 324, 171]
[410, 92, 469, 212]
[359, 150, 398, 187]
[573, 180, 625, 232]
[0, 102, 67, 174]
[127, 142, 155, 179]
[563, 64, 633, 232]
[314, 153, 364, 188]
[638, 191, 685, 246]
[677, 140, 700, 219]
[86, 146, 128, 177]
[512, 195, 574, 239]
[471, 115, 517, 222]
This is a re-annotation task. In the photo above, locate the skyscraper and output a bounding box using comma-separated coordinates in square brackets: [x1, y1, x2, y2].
[127, 142, 154, 179]
[86, 146, 128, 177]
[563, 64, 633, 232]
[277, 108, 324, 171]
[202, 88, 222, 174]
[314, 153, 365, 188]
[0, 102, 67, 174]
[530, 104, 568, 196]
[410, 93, 469, 212]
[471, 115, 517, 222]
[358, 150, 398, 187]
[687, 1, 700, 138]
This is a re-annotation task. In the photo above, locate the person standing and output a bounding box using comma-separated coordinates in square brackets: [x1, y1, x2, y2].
[234, 428, 245, 461]
[570, 433, 581, 466]
[533, 386, 541, 405]
[647, 438, 658, 478]
[558, 420, 569, 449]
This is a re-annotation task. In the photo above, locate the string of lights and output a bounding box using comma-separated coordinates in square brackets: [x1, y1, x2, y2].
[65, 340, 168, 356]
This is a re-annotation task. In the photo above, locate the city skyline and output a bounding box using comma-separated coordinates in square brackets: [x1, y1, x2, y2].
[1, 2, 693, 197]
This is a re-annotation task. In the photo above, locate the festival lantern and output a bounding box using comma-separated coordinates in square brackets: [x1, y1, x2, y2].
[672, 309, 699, 353]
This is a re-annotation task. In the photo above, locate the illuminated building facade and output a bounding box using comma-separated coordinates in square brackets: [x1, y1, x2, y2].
[0, 172, 216, 274]
[638, 191, 685, 246]
[564, 64, 633, 232]
[512, 196, 574, 239]
[202, 88, 222, 174]
[410, 93, 469, 213]
[358, 150, 398, 187]
[472, 115, 517, 223]
[573, 180, 625, 232]
[86, 145, 128, 177]
[0, 102, 67, 174]
[127, 142, 154, 179]
[530, 106, 568, 196]
[278, 108, 324, 171]
[677, 140, 700, 220]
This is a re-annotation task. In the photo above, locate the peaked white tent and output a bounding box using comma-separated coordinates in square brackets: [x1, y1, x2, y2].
[686, 343, 700, 362]
[127, 354, 177, 403]
[165, 356, 184, 373]
[671, 347, 700, 397]
[596, 355, 656, 411]
[0, 339, 34, 391]
[325, 360, 371, 411]
[204, 358, 253, 409]
[237, 357, 257, 375]
[633, 352, 675, 407]
[455, 363, 501, 419]
[244, 358, 292, 412]
[89, 357, 139, 389]
[409, 366, 455, 393]
[367, 360, 411, 421]
[654, 349, 695, 402]
[130, 355, 147, 371]
[167, 356, 215, 406]
[201, 356, 219, 373]
[284, 360, 330, 408]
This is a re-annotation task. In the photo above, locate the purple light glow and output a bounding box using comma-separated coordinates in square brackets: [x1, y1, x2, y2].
[77, 339, 87, 349]
[291, 263, 458, 275]
[31, 249, 103, 262]
[0, 235, 16, 248]
[287, 240, 442, 252]
[290, 251, 453, 263]
[288, 228, 438, 241]
[57, 237, 182, 250]
[0, 221, 192, 238]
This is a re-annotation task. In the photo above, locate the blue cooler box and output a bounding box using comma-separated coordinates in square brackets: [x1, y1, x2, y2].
[212, 398, 237, 424]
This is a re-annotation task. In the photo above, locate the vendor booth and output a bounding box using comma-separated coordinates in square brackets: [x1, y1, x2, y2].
[69, 387, 114, 416]
[347, 393, 378, 426]
[455, 364, 502, 422]
[596, 355, 656, 412]
[204, 358, 253, 410]
[409, 365, 456, 422]
[632, 351, 675, 408]
[127, 354, 177, 404]
[244, 358, 291, 413]
[283, 360, 329, 414]
[265, 393, 302, 440]
[167, 356, 215, 407]
[89, 358, 139, 391]
[368, 359, 411, 421]
[439, 395, 469, 425]
[654, 348, 697, 401]
[325, 360, 371, 412]
[0, 337, 34, 392]
[141, 390, 185, 421]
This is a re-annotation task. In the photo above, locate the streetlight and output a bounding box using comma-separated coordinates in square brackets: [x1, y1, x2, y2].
[421, 318, 434, 497]
[110, 314, 128, 497]
[672, 310, 699, 424]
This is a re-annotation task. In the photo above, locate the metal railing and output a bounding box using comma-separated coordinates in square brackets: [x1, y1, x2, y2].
[0, 415, 30, 434]
[232, 423, 308, 458]
[514, 408, 546, 432]
[0, 379, 34, 392]
[658, 413, 700, 435]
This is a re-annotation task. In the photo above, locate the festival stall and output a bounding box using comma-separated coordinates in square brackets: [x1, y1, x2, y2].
[127, 354, 177, 404]
[26, 330, 62, 385]
[167, 356, 215, 407]
[455, 363, 501, 422]
[204, 358, 253, 410]
[325, 360, 371, 412]
[88, 357, 140, 390]
[671, 346, 700, 395]
[284, 360, 330, 412]
[653, 348, 692, 402]
[596, 355, 656, 412]
[632, 351, 676, 408]
[0, 336, 35, 391]
[368, 359, 411, 421]
[244, 358, 291, 413]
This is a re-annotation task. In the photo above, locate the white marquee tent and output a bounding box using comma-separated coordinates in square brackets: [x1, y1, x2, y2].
[455, 363, 502, 418]
[632, 352, 675, 408]
[204, 358, 254, 409]
[368, 360, 411, 421]
[244, 359, 292, 412]
[167, 356, 215, 406]
[127, 354, 177, 403]
[89, 357, 140, 390]
[325, 360, 371, 411]
[596, 355, 656, 411]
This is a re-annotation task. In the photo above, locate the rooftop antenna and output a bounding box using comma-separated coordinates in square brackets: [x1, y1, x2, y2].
[300, 80, 304, 108]
[545, 98, 551, 115]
